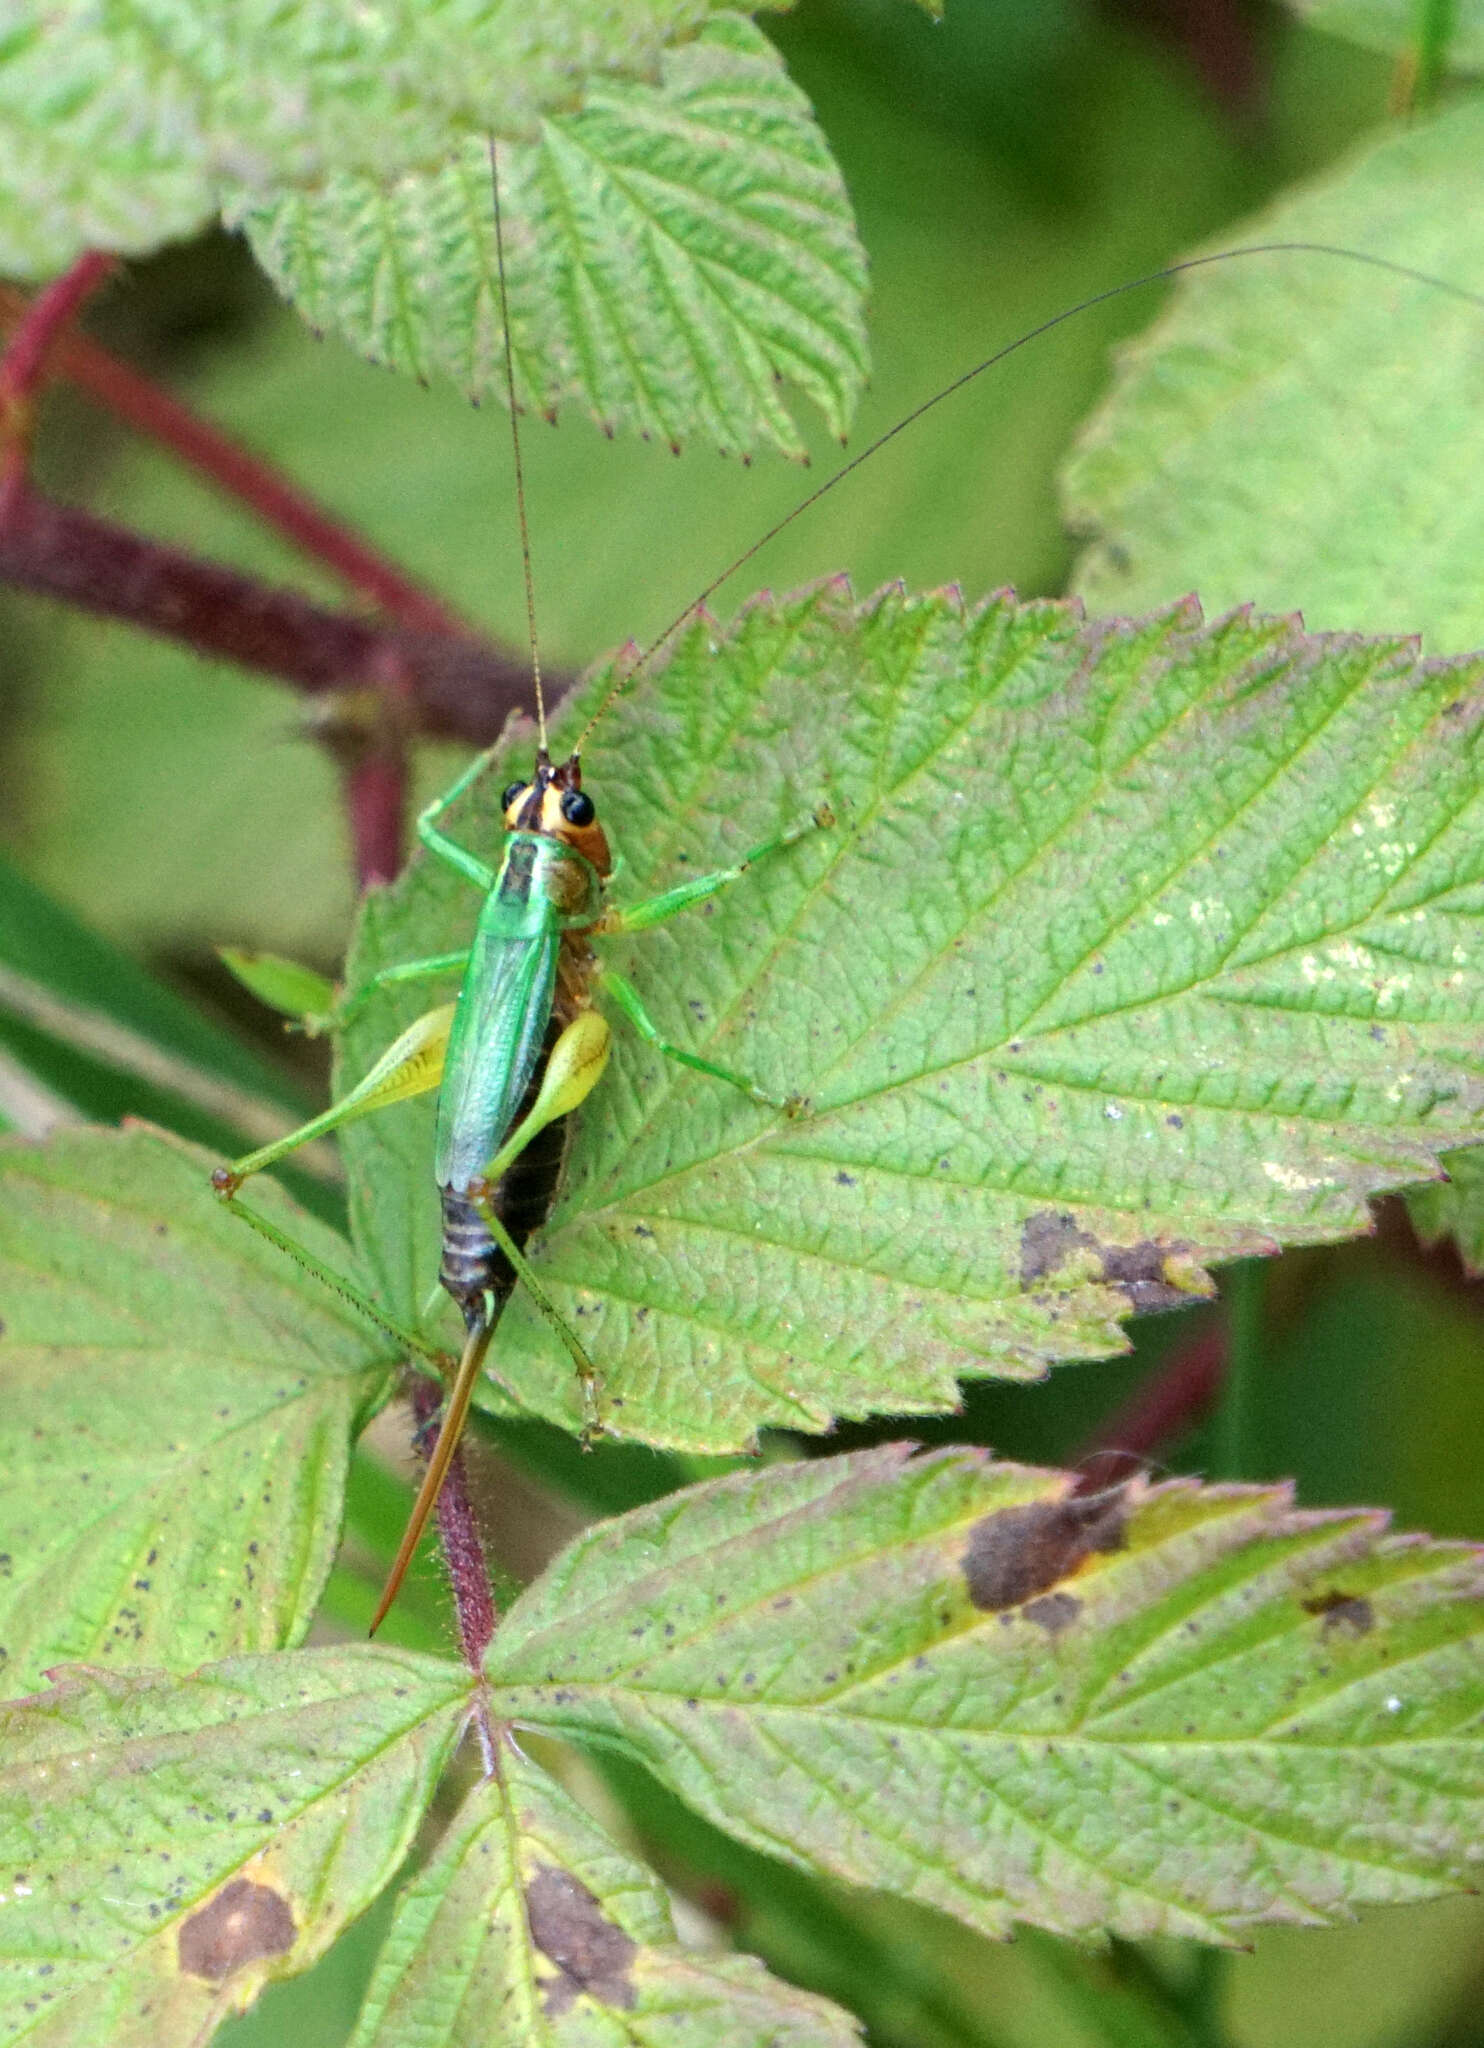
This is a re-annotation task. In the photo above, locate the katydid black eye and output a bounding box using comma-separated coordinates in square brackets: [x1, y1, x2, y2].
[501, 781, 525, 810]
[560, 789, 596, 826]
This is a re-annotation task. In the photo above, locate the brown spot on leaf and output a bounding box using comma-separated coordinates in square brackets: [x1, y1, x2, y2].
[1022, 1591, 1083, 1635]
[526, 1865, 636, 2016]
[1303, 1590, 1375, 1635]
[1018, 1210, 1192, 1311]
[964, 1489, 1127, 1612]
[178, 1879, 295, 1983]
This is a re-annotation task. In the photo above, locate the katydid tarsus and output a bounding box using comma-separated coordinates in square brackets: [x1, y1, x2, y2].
[211, 144, 1484, 1630]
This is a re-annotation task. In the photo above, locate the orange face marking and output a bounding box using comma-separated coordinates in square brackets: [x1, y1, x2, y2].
[502, 756, 612, 878]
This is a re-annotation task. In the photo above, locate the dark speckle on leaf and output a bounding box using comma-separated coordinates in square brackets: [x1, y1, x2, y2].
[178, 1880, 295, 1983]
[525, 1865, 636, 2017]
[835, 1170, 857, 1187]
[1302, 1589, 1375, 1635]
[963, 1489, 1127, 1612]
[1022, 1591, 1083, 1635]
[1018, 1209, 1190, 1311]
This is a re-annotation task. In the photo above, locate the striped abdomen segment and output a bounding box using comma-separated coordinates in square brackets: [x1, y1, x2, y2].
[437, 1028, 569, 1328]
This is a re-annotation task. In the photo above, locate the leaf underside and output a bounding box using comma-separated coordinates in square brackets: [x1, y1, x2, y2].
[348, 1744, 862, 2046]
[0, 0, 774, 276]
[241, 17, 869, 456]
[343, 583, 1484, 1451]
[491, 1443, 1484, 1944]
[0, 1127, 392, 1695]
[0, 1648, 467, 2046]
[3, 1446, 1480, 2036]
[1064, 97, 1484, 652]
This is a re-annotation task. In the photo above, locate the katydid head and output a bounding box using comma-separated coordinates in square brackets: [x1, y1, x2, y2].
[500, 748, 612, 877]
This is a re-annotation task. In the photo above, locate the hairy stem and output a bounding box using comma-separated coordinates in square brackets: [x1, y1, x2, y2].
[0, 489, 561, 744]
[411, 1376, 497, 1669]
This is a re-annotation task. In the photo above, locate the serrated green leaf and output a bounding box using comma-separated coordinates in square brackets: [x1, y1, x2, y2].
[242, 17, 868, 457]
[1408, 1144, 1484, 1274]
[1064, 98, 1484, 651]
[0, 1646, 468, 2045]
[1282, 0, 1484, 68]
[7, 43, 1240, 963]
[0, 9, 211, 278]
[349, 1745, 861, 2045]
[0, 1125, 392, 1695]
[342, 586, 1484, 1451]
[489, 1443, 1484, 1943]
[4, 0, 782, 278]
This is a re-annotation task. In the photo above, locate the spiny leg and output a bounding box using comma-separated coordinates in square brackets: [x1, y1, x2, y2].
[212, 1003, 458, 1375]
[468, 1182, 602, 1435]
[595, 803, 833, 937]
[596, 967, 803, 1113]
[213, 1002, 457, 1380]
[219, 1193, 451, 1375]
[589, 805, 830, 1111]
[324, 948, 471, 1035]
[212, 1002, 453, 1190]
[418, 746, 501, 888]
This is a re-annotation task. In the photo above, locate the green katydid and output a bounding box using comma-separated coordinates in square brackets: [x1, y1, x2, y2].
[212, 161, 1484, 1629]
[212, 145, 830, 1632]
[215, 724, 827, 1630]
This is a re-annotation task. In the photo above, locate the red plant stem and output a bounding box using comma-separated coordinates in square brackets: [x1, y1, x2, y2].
[411, 1376, 497, 1669]
[0, 284, 465, 635]
[0, 256, 114, 414]
[343, 744, 410, 889]
[0, 490, 553, 745]
[1071, 1320, 1227, 1492]
[0, 254, 115, 507]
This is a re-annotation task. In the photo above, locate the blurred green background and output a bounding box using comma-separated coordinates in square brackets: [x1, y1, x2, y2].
[7, 2, 1484, 2044]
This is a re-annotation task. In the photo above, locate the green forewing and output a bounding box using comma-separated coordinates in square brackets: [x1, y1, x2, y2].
[343, 585, 1484, 1450]
[489, 1444, 1484, 1944]
[433, 840, 566, 1193]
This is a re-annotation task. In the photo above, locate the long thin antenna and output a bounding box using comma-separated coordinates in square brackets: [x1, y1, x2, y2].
[489, 136, 546, 750]
[573, 239, 1484, 755]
